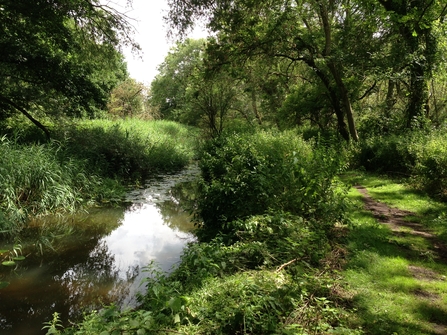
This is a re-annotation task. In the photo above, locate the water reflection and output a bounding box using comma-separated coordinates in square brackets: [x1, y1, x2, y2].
[0, 165, 199, 335]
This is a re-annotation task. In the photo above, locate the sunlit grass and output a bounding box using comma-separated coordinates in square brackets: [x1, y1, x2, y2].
[344, 175, 447, 335]
[343, 172, 447, 243]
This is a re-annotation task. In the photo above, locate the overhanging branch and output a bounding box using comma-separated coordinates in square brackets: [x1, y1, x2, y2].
[0, 95, 50, 140]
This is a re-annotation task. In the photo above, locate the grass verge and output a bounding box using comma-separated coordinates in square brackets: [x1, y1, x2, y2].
[342, 172, 447, 335]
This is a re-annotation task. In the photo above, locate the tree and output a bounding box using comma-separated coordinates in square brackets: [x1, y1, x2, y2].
[376, 0, 447, 128]
[166, 0, 447, 139]
[108, 78, 149, 119]
[165, 0, 395, 141]
[150, 38, 206, 121]
[0, 0, 136, 138]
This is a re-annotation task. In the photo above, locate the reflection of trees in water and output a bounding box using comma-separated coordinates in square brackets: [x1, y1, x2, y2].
[0, 169, 200, 335]
[156, 180, 198, 232]
[0, 210, 138, 335]
[58, 240, 139, 318]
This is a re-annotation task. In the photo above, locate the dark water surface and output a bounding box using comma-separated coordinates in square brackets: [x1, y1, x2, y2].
[0, 165, 199, 335]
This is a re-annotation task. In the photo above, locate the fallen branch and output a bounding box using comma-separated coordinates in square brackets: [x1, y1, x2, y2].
[276, 258, 298, 272]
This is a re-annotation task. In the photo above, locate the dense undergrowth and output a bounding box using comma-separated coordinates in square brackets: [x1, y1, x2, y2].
[4, 120, 447, 334]
[0, 118, 197, 234]
[352, 128, 447, 199]
[51, 129, 361, 335]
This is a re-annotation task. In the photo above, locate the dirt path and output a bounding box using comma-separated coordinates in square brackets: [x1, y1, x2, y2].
[355, 185, 447, 264]
[355, 185, 447, 335]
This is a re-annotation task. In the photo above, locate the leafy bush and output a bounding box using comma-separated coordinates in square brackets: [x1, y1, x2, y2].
[351, 134, 416, 174]
[196, 130, 348, 240]
[410, 130, 447, 199]
[135, 212, 351, 335]
[351, 130, 447, 199]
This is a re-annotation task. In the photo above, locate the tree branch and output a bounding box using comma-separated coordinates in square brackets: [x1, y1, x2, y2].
[0, 95, 50, 140]
[357, 81, 377, 101]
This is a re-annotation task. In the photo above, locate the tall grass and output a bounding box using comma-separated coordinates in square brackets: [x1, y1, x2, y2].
[54, 119, 198, 180]
[0, 137, 94, 233]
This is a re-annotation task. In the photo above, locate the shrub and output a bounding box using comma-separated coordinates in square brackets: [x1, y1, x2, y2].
[410, 130, 447, 199]
[136, 213, 348, 335]
[351, 134, 416, 174]
[196, 130, 348, 240]
[351, 130, 447, 199]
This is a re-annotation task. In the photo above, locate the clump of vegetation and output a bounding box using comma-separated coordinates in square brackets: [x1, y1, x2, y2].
[409, 129, 447, 199]
[56, 130, 358, 335]
[196, 130, 349, 240]
[351, 129, 447, 199]
[55, 119, 198, 181]
[0, 136, 101, 233]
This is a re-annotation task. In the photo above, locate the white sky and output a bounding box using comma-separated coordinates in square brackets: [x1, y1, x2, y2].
[109, 0, 207, 85]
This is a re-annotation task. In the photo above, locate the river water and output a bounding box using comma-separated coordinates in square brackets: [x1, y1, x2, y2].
[0, 165, 199, 335]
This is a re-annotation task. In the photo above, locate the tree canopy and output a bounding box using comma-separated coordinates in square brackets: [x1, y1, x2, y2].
[0, 0, 136, 138]
[163, 0, 447, 140]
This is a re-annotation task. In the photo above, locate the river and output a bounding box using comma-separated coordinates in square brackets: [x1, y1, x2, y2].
[0, 165, 199, 335]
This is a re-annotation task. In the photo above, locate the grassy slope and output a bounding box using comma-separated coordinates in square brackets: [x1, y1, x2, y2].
[342, 172, 447, 335]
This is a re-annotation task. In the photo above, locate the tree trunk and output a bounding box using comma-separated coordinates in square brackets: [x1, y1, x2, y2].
[304, 58, 350, 141]
[385, 79, 395, 116]
[251, 88, 262, 125]
[327, 62, 359, 141]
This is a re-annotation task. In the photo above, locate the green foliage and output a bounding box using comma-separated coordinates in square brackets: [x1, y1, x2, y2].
[351, 134, 417, 174]
[135, 213, 354, 334]
[52, 305, 156, 335]
[42, 312, 63, 335]
[410, 129, 447, 199]
[150, 39, 206, 121]
[0, 137, 96, 232]
[107, 79, 152, 119]
[196, 130, 348, 239]
[0, 0, 132, 134]
[351, 129, 447, 199]
[55, 119, 197, 181]
[278, 83, 333, 131]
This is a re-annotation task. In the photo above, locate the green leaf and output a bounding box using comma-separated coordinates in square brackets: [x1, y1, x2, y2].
[2, 261, 15, 267]
[13, 256, 25, 261]
[129, 319, 140, 328]
[167, 297, 184, 312]
[0, 281, 9, 289]
[0, 250, 8, 254]
[174, 313, 181, 324]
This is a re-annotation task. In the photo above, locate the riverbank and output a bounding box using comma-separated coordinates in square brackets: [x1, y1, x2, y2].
[52, 167, 447, 335]
[0, 119, 198, 236]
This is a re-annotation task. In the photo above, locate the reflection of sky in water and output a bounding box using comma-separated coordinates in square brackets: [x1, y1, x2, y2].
[97, 166, 199, 305]
[104, 203, 194, 276]
[0, 166, 199, 334]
